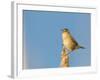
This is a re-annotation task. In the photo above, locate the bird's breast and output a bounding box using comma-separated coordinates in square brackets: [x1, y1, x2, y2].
[62, 32, 76, 51]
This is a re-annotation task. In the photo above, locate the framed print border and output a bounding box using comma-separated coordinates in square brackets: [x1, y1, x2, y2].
[11, 1, 97, 78]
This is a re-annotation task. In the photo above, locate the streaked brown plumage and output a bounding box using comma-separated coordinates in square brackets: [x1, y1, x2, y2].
[62, 28, 84, 53]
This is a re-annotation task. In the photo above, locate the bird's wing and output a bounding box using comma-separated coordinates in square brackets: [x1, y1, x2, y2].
[70, 34, 78, 45]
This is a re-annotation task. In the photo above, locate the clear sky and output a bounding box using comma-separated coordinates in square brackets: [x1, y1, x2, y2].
[23, 10, 91, 69]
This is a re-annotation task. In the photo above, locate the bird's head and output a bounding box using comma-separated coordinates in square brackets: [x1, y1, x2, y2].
[61, 28, 69, 32]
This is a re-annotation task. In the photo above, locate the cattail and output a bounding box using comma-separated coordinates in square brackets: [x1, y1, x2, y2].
[60, 47, 69, 67]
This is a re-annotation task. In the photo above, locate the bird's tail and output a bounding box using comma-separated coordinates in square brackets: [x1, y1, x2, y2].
[77, 45, 85, 49]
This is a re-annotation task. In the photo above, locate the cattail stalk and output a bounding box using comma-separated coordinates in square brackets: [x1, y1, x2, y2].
[60, 47, 69, 67]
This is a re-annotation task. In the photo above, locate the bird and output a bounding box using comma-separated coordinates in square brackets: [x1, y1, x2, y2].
[61, 28, 85, 54]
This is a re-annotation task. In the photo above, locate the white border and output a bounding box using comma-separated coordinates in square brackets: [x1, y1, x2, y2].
[11, 1, 97, 78]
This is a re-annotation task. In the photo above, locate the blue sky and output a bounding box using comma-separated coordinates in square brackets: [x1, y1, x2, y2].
[23, 10, 91, 69]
